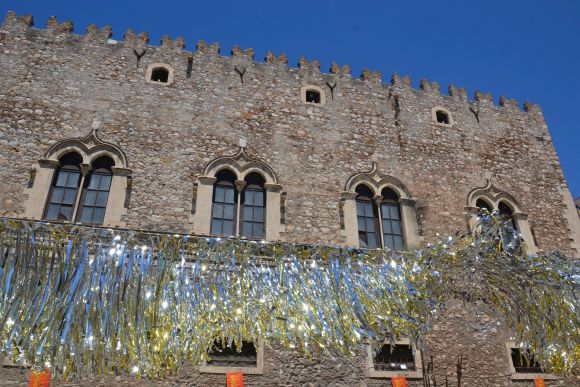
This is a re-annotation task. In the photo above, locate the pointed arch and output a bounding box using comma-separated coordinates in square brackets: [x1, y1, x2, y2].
[203, 147, 277, 184]
[45, 129, 128, 168]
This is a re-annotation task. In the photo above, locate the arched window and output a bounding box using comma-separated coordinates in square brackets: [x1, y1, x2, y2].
[498, 201, 517, 231]
[476, 198, 492, 213]
[76, 156, 114, 225]
[356, 184, 380, 249]
[210, 170, 238, 236]
[44, 152, 82, 221]
[380, 188, 404, 251]
[241, 173, 266, 239]
[194, 147, 283, 240]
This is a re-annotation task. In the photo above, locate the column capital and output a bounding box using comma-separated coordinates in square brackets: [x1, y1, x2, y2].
[341, 191, 358, 200]
[235, 180, 247, 191]
[38, 159, 60, 168]
[80, 163, 92, 176]
[372, 195, 383, 206]
[264, 183, 283, 193]
[111, 166, 132, 176]
[399, 197, 416, 206]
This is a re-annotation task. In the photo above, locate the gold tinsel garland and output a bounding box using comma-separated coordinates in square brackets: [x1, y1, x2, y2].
[0, 214, 577, 379]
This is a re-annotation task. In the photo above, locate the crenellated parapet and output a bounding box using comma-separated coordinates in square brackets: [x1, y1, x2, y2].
[0, 10, 544, 117]
[83, 24, 112, 44]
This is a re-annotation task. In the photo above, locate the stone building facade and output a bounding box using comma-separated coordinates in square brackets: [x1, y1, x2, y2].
[0, 11, 579, 387]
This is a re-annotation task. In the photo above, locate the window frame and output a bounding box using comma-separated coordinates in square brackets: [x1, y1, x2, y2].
[43, 162, 82, 222]
[431, 106, 454, 127]
[355, 186, 381, 249]
[210, 171, 238, 237]
[198, 339, 264, 375]
[75, 167, 113, 225]
[145, 63, 175, 86]
[504, 342, 557, 381]
[240, 178, 266, 240]
[367, 338, 423, 379]
[300, 85, 326, 106]
[380, 188, 405, 251]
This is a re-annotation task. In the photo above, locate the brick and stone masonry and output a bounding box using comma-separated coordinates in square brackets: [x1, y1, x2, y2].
[0, 11, 579, 386]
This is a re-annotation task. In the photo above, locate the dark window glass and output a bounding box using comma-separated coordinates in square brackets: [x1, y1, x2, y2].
[511, 348, 543, 373]
[373, 344, 416, 371]
[151, 68, 169, 83]
[381, 188, 404, 251]
[76, 156, 114, 225]
[44, 153, 82, 222]
[498, 201, 519, 248]
[211, 170, 238, 236]
[207, 340, 258, 367]
[356, 185, 380, 249]
[241, 173, 266, 239]
[305, 89, 321, 103]
[476, 198, 492, 213]
[436, 110, 449, 124]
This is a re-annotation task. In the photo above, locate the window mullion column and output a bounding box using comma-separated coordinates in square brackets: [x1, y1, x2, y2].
[234, 180, 246, 237]
[373, 195, 384, 248]
[72, 163, 92, 222]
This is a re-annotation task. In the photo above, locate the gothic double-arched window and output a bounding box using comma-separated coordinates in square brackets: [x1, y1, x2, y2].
[468, 180, 538, 255]
[343, 164, 419, 250]
[195, 148, 282, 241]
[44, 153, 114, 225]
[209, 171, 267, 239]
[355, 185, 405, 250]
[25, 130, 131, 228]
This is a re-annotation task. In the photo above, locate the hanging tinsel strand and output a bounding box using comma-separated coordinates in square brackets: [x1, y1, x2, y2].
[0, 214, 577, 379]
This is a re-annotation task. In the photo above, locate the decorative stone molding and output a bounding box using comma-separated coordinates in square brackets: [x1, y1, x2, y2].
[144, 63, 175, 86]
[466, 179, 538, 255]
[193, 147, 283, 240]
[366, 338, 423, 379]
[23, 129, 131, 227]
[342, 163, 419, 249]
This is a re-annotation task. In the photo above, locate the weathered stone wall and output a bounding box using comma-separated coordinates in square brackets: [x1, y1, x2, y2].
[0, 11, 578, 386]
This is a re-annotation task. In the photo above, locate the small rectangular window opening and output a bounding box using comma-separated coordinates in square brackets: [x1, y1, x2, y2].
[436, 111, 449, 124]
[511, 348, 543, 374]
[306, 90, 321, 104]
[151, 68, 169, 83]
[373, 344, 416, 371]
[207, 340, 258, 367]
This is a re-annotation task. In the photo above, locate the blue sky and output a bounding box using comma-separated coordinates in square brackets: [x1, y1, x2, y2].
[2, 0, 579, 198]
